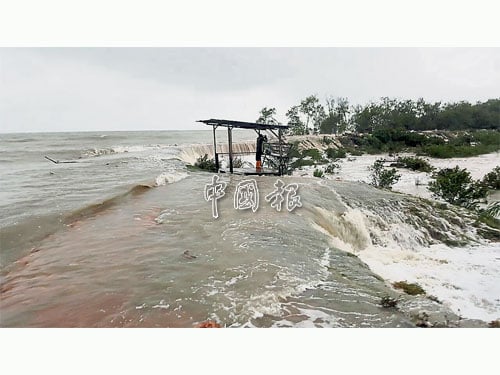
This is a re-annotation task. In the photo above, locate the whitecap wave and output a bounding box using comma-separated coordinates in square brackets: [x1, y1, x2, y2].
[154, 171, 188, 186]
[309, 188, 500, 322]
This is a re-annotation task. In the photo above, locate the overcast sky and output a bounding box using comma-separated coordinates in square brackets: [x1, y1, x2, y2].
[1, 48, 499, 133]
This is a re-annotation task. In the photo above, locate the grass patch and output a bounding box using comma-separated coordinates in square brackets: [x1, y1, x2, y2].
[392, 281, 426, 295]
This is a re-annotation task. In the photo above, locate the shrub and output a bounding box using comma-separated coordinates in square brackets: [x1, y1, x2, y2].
[326, 147, 346, 159]
[471, 130, 500, 147]
[291, 158, 316, 169]
[194, 154, 217, 172]
[428, 166, 488, 209]
[476, 202, 500, 230]
[422, 143, 500, 158]
[302, 148, 323, 161]
[288, 142, 302, 158]
[313, 169, 324, 178]
[392, 281, 425, 295]
[482, 166, 500, 190]
[325, 161, 341, 174]
[346, 148, 364, 156]
[322, 136, 334, 145]
[395, 156, 434, 173]
[369, 159, 401, 189]
[380, 296, 398, 308]
[484, 201, 500, 219]
[232, 157, 243, 168]
[477, 212, 500, 230]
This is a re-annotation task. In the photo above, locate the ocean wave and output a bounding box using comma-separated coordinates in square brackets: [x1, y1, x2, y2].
[154, 171, 189, 186]
[82, 144, 169, 158]
[308, 184, 500, 322]
[176, 142, 256, 165]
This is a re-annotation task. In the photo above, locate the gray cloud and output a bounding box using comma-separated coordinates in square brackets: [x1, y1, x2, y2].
[1, 48, 499, 133]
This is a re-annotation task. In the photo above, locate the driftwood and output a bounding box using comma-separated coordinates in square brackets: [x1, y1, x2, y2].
[44, 156, 79, 164]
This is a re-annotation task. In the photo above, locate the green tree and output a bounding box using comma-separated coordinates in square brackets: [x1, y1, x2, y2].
[295, 96, 500, 134]
[286, 106, 306, 135]
[299, 95, 325, 134]
[256, 107, 278, 124]
[335, 97, 350, 134]
[428, 166, 488, 209]
[320, 96, 338, 134]
[320, 114, 339, 134]
[320, 96, 350, 134]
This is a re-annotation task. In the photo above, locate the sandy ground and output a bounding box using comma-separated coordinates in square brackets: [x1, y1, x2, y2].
[294, 151, 500, 322]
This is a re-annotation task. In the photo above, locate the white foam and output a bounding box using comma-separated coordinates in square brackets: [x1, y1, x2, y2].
[154, 171, 188, 186]
[152, 304, 170, 310]
[312, 201, 500, 322]
[357, 243, 500, 322]
[330, 151, 499, 200]
[176, 142, 256, 165]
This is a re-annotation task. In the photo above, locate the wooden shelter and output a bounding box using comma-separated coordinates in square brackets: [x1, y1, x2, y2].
[197, 119, 292, 176]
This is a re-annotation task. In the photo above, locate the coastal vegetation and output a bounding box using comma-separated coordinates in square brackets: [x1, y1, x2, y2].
[380, 295, 398, 309]
[428, 167, 488, 209]
[392, 281, 426, 295]
[392, 156, 433, 173]
[483, 201, 500, 219]
[258, 96, 500, 158]
[326, 147, 346, 159]
[290, 146, 327, 169]
[324, 161, 341, 174]
[275, 96, 500, 135]
[333, 128, 500, 158]
[191, 102, 498, 232]
[313, 169, 324, 178]
[193, 154, 217, 172]
[482, 166, 500, 190]
[368, 159, 401, 189]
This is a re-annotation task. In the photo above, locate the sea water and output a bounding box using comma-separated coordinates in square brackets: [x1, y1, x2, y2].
[0, 131, 498, 327]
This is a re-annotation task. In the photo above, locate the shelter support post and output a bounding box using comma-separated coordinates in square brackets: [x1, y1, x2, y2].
[228, 127, 233, 173]
[278, 128, 283, 175]
[212, 125, 219, 171]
